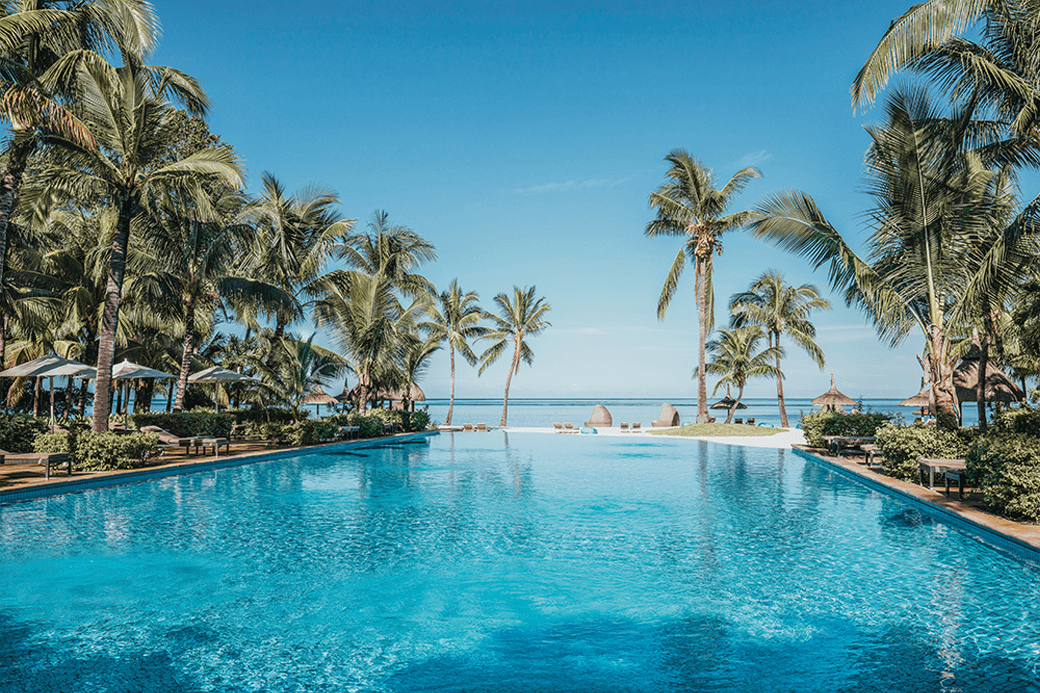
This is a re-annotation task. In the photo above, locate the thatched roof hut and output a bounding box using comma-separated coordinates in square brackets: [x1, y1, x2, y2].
[585, 404, 612, 428]
[345, 383, 426, 410]
[710, 385, 747, 410]
[898, 380, 932, 408]
[302, 385, 338, 418]
[953, 358, 1024, 404]
[811, 375, 855, 411]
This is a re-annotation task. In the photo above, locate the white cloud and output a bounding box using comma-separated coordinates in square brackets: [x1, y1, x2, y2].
[734, 150, 773, 168]
[513, 175, 634, 195]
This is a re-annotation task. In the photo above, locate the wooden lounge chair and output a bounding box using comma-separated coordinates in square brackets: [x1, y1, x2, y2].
[746, 418, 755, 425]
[563, 423, 577, 433]
[194, 438, 230, 457]
[140, 426, 200, 454]
[1, 450, 72, 480]
[620, 423, 629, 432]
[631, 422, 641, 432]
[476, 423, 488, 431]
[463, 424, 474, 432]
[650, 403, 680, 428]
[552, 422, 564, 433]
[733, 418, 743, 425]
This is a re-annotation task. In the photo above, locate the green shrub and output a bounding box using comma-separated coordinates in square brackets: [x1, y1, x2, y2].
[992, 407, 1040, 438]
[75, 431, 159, 471]
[0, 414, 49, 453]
[819, 411, 891, 438]
[966, 434, 1040, 522]
[131, 411, 233, 438]
[874, 424, 973, 482]
[327, 413, 385, 438]
[225, 407, 300, 425]
[409, 410, 431, 431]
[285, 419, 340, 446]
[800, 409, 837, 448]
[33, 432, 71, 454]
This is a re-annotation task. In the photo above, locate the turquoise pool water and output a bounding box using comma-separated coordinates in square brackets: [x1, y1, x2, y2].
[2, 433, 1039, 692]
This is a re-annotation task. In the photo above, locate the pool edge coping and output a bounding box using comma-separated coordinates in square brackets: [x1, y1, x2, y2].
[792, 446, 1040, 564]
[0, 430, 439, 506]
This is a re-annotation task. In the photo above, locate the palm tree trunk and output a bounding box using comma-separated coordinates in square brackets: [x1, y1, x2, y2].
[64, 377, 75, 420]
[976, 331, 990, 431]
[774, 330, 788, 428]
[92, 197, 134, 432]
[266, 315, 286, 368]
[174, 301, 196, 412]
[927, 325, 959, 427]
[0, 138, 35, 302]
[357, 375, 368, 416]
[696, 257, 709, 423]
[499, 336, 522, 428]
[446, 345, 456, 425]
[32, 376, 40, 417]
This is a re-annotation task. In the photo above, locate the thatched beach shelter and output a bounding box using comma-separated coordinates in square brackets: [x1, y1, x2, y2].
[953, 358, 1024, 404]
[302, 385, 338, 418]
[898, 380, 934, 415]
[585, 404, 612, 428]
[812, 375, 855, 412]
[710, 385, 747, 410]
[347, 383, 426, 411]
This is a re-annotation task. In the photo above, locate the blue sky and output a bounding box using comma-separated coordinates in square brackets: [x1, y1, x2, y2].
[153, 0, 939, 401]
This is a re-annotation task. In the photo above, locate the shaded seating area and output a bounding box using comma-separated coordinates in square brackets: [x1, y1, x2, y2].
[651, 403, 680, 428]
[585, 405, 612, 428]
[1, 450, 72, 480]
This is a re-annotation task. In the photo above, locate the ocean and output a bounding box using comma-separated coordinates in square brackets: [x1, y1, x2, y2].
[420, 397, 985, 429]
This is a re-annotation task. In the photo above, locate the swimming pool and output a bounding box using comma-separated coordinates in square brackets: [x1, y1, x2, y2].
[2, 432, 1039, 692]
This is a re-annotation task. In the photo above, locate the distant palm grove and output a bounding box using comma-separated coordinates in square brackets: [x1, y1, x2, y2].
[647, 0, 1040, 429]
[0, 1, 549, 431]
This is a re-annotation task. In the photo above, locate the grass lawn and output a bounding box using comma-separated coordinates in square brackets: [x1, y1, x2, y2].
[649, 423, 785, 437]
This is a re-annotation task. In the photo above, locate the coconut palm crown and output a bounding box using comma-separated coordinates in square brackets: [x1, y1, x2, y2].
[646, 149, 760, 424]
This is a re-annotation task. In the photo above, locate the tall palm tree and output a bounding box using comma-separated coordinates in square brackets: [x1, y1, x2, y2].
[242, 173, 354, 352]
[338, 210, 436, 298]
[31, 59, 242, 431]
[646, 149, 760, 423]
[478, 285, 551, 428]
[131, 191, 291, 411]
[420, 279, 487, 425]
[729, 271, 830, 427]
[750, 88, 1016, 425]
[700, 326, 783, 424]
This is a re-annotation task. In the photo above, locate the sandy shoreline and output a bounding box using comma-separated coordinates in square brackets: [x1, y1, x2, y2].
[495, 426, 807, 449]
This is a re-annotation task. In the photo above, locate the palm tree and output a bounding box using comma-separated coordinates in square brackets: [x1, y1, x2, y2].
[130, 191, 292, 412]
[338, 210, 436, 298]
[242, 173, 354, 353]
[729, 271, 830, 427]
[700, 326, 783, 424]
[646, 149, 760, 423]
[399, 335, 440, 413]
[31, 59, 242, 431]
[421, 279, 487, 424]
[255, 333, 348, 422]
[478, 285, 551, 428]
[750, 88, 1016, 426]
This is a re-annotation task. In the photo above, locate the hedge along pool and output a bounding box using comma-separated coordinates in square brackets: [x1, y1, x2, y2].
[2, 432, 1039, 692]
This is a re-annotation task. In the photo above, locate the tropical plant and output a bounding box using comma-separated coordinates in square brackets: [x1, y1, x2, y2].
[729, 270, 829, 427]
[338, 210, 436, 298]
[253, 334, 348, 422]
[31, 58, 242, 431]
[699, 326, 782, 424]
[478, 285, 551, 427]
[646, 149, 760, 423]
[399, 336, 440, 413]
[421, 279, 487, 424]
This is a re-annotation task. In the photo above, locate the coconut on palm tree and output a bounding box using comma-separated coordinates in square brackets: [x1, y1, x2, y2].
[421, 279, 487, 425]
[478, 285, 551, 428]
[646, 149, 760, 423]
[31, 59, 242, 431]
[699, 326, 783, 424]
[729, 270, 829, 428]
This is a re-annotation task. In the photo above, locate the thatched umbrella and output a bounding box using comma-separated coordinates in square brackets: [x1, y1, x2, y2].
[710, 385, 747, 410]
[347, 383, 426, 411]
[301, 385, 338, 418]
[898, 380, 934, 416]
[953, 358, 1024, 403]
[811, 375, 855, 412]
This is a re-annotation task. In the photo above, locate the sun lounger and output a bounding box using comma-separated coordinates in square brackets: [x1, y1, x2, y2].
[193, 438, 230, 457]
[339, 425, 360, 440]
[563, 423, 577, 433]
[734, 418, 743, 425]
[631, 422, 641, 432]
[463, 424, 474, 432]
[620, 423, 629, 432]
[1, 450, 72, 480]
[746, 418, 755, 425]
[553, 422, 564, 433]
[476, 423, 488, 431]
[140, 425, 200, 454]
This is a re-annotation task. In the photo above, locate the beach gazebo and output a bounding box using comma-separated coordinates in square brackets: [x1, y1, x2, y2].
[898, 380, 934, 416]
[302, 385, 338, 419]
[812, 375, 855, 412]
[710, 385, 748, 411]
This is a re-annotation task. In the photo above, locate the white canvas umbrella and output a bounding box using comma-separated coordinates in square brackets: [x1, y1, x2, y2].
[188, 366, 255, 412]
[0, 355, 96, 422]
[111, 360, 177, 414]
